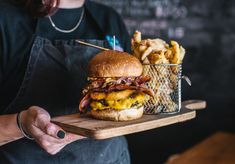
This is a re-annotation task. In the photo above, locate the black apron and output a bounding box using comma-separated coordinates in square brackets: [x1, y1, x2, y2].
[0, 10, 130, 164]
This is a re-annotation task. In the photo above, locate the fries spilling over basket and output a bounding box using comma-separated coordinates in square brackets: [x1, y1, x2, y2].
[131, 31, 189, 114]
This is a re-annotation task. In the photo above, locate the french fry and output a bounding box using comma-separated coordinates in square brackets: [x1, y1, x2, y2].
[139, 45, 147, 52]
[147, 39, 167, 52]
[131, 31, 185, 65]
[133, 47, 141, 60]
[154, 52, 169, 65]
[147, 52, 160, 64]
[164, 49, 173, 60]
[133, 31, 141, 43]
[141, 46, 153, 61]
[142, 57, 150, 64]
[170, 40, 181, 64]
[179, 46, 185, 61]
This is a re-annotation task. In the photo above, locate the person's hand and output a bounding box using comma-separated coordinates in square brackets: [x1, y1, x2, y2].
[20, 106, 85, 155]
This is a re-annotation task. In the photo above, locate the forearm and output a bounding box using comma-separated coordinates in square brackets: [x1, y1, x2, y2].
[0, 114, 23, 146]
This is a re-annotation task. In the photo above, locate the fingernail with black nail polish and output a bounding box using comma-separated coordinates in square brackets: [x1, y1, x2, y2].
[57, 130, 65, 139]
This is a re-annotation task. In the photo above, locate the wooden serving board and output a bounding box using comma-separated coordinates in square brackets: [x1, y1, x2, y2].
[52, 100, 205, 139]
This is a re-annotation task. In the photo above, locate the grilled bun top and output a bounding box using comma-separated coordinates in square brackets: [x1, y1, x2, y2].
[88, 50, 143, 77]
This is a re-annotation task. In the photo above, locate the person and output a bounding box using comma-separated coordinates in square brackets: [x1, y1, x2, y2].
[0, 0, 131, 163]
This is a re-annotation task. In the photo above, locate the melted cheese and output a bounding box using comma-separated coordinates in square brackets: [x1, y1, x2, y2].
[90, 93, 146, 110]
[90, 90, 136, 101]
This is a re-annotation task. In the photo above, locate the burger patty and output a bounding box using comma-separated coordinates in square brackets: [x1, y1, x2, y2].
[90, 92, 145, 110]
[90, 90, 136, 101]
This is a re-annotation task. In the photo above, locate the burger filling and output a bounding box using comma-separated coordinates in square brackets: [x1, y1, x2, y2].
[90, 90, 146, 110]
[79, 76, 154, 112]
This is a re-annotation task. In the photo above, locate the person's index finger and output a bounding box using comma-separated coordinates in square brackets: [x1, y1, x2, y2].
[30, 125, 64, 146]
[63, 133, 86, 143]
[45, 122, 66, 139]
[32, 111, 65, 139]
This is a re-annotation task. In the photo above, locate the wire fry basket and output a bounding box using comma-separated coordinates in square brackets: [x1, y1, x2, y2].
[143, 64, 182, 114]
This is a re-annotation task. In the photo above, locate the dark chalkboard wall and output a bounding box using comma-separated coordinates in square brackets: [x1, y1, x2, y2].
[92, 0, 235, 163]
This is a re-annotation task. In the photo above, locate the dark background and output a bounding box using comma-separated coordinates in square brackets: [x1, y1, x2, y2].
[92, 0, 235, 163]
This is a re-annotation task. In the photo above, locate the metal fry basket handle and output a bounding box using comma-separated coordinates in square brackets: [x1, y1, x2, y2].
[181, 75, 191, 86]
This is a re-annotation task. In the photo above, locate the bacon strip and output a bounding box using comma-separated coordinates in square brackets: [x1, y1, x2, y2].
[91, 78, 105, 88]
[88, 84, 154, 97]
[86, 76, 151, 90]
[108, 84, 154, 97]
[137, 86, 155, 97]
[79, 93, 90, 112]
[134, 76, 151, 86]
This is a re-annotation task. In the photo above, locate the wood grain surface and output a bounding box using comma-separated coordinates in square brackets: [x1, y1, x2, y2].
[52, 100, 205, 139]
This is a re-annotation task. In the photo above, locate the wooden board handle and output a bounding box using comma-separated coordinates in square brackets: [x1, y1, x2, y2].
[182, 100, 206, 110]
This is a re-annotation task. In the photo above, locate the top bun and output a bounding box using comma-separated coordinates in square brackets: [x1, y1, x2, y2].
[88, 50, 143, 77]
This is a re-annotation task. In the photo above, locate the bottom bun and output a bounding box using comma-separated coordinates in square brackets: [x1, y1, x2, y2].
[91, 106, 144, 121]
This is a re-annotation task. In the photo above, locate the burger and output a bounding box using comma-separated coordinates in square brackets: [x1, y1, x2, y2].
[79, 50, 154, 121]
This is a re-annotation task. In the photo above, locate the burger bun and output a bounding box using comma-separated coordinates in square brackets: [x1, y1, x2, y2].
[91, 106, 144, 121]
[88, 50, 143, 77]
